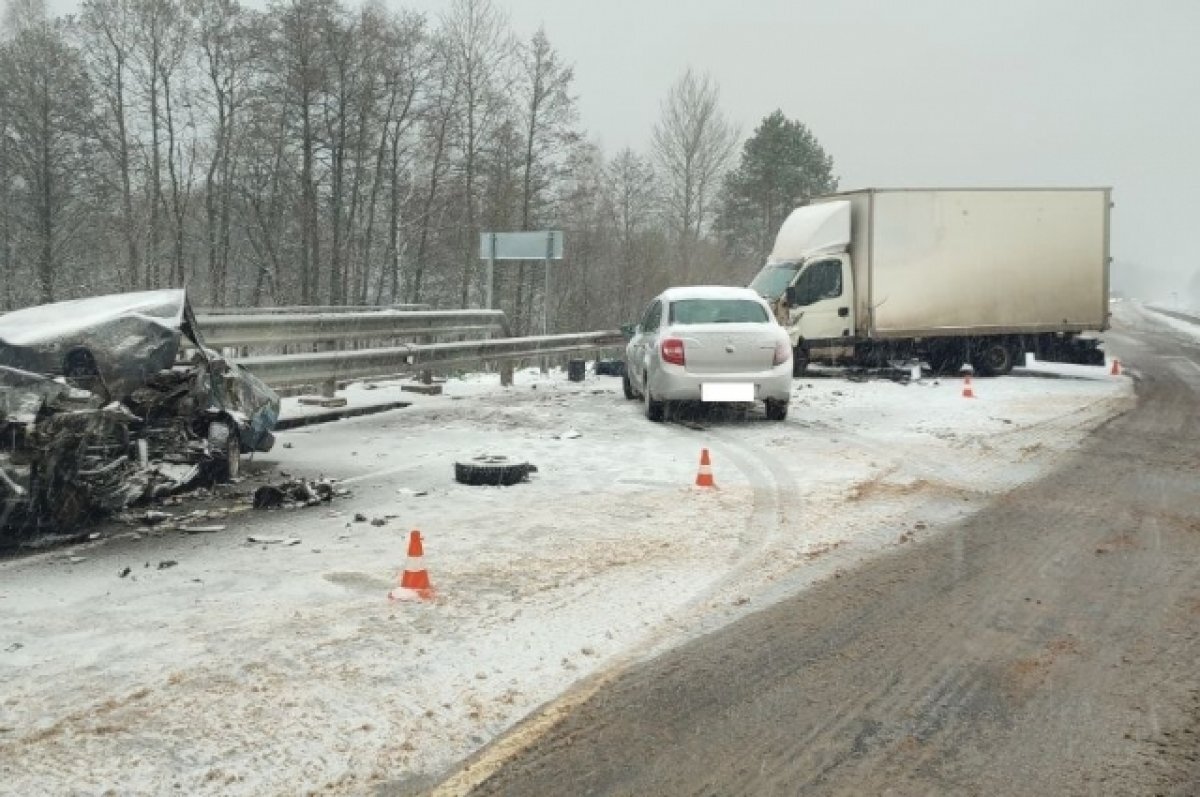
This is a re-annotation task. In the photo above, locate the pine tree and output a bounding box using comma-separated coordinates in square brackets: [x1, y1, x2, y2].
[716, 110, 837, 267]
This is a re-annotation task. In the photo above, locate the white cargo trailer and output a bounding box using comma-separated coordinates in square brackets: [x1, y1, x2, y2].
[749, 187, 1111, 375]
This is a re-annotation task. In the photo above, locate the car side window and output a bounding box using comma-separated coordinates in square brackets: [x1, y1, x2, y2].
[641, 300, 662, 333]
[793, 260, 843, 305]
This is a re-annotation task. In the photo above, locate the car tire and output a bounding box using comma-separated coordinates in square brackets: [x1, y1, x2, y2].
[622, 370, 636, 400]
[207, 421, 241, 482]
[765, 399, 789, 421]
[644, 378, 666, 422]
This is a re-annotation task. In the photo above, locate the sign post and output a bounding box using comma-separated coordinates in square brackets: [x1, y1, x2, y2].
[479, 230, 564, 318]
[480, 230, 565, 379]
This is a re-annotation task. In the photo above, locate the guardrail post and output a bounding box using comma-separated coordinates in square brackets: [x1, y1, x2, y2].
[501, 362, 514, 387]
[418, 335, 433, 384]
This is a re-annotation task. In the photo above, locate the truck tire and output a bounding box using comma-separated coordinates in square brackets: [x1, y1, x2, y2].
[973, 341, 1015, 377]
[792, 347, 809, 377]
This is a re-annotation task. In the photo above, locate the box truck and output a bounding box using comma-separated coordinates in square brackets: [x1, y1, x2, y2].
[749, 188, 1111, 375]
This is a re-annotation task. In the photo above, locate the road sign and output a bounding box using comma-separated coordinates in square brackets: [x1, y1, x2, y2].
[479, 231, 564, 261]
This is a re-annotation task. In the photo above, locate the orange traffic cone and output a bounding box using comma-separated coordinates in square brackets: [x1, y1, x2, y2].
[388, 530, 435, 601]
[1110, 358, 1122, 376]
[962, 374, 976, 399]
[695, 448, 716, 488]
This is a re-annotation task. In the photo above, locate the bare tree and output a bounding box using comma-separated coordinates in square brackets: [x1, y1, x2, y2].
[606, 147, 661, 320]
[78, 0, 141, 289]
[406, 35, 458, 305]
[195, 0, 256, 304]
[512, 26, 575, 331]
[441, 0, 510, 308]
[0, 58, 13, 310]
[367, 9, 424, 304]
[272, 0, 332, 304]
[651, 68, 736, 283]
[130, 0, 192, 288]
[0, 7, 95, 302]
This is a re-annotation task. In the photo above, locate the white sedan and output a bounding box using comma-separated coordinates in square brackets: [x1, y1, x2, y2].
[623, 286, 793, 421]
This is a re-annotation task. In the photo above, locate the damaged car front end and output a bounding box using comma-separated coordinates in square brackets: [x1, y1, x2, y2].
[0, 290, 280, 537]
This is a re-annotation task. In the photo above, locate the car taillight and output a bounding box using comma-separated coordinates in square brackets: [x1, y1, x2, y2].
[772, 340, 791, 366]
[661, 338, 686, 366]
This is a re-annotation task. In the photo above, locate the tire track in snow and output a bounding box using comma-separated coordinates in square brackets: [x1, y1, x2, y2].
[428, 421, 794, 797]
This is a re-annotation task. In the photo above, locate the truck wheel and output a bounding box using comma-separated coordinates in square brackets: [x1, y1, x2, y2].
[207, 421, 241, 482]
[792, 348, 809, 377]
[765, 399, 789, 421]
[622, 370, 636, 400]
[974, 342, 1014, 377]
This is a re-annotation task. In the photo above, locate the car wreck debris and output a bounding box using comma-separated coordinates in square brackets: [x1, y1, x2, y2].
[251, 478, 338, 510]
[0, 290, 281, 539]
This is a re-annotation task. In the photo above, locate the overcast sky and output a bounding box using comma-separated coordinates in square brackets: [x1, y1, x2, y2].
[45, 0, 1200, 300]
[400, 0, 1199, 300]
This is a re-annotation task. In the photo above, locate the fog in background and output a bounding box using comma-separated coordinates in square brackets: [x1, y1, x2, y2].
[42, 0, 1200, 308]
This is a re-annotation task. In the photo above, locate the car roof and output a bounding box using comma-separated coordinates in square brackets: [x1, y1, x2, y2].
[657, 286, 765, 303]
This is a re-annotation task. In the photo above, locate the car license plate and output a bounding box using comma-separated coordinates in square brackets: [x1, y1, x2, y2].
[702, 383, 754, 402]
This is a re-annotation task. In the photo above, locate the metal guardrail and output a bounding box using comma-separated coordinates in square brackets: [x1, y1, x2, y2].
[1147, 306, 1200, 326]
[196, 304, 431, 315]
[196, 309, 506, 348]
[237, 330, 625, 387]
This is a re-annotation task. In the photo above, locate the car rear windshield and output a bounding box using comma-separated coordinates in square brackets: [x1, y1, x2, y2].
[668, 299, 770, 325]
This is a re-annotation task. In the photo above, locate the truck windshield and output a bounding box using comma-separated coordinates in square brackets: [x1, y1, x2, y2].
[749, 262, 801, 300]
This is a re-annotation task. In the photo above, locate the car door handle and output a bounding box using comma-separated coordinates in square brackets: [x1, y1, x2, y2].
[838, 307, 849, 317]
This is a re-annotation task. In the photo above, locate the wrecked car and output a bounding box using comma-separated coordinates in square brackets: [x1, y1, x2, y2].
[0, 289, 279, 535]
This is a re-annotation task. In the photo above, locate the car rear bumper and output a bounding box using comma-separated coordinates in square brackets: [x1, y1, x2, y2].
[649, 365, 792, 402]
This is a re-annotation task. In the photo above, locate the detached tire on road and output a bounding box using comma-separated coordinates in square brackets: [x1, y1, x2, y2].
[206, 421, 241, 483]
[454, 460, 537, 486]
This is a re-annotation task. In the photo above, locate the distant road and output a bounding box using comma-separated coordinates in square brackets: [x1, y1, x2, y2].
[442, 309, 1200, 797]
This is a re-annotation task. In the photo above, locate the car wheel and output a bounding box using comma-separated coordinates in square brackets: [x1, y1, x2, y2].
[644, 377, 665, 422]
[765, 399, 789, 421]
[622, 370, 636, 400]
[207, 421, 241, 482]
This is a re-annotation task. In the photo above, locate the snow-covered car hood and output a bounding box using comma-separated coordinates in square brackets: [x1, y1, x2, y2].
[0, 289, 190, 400]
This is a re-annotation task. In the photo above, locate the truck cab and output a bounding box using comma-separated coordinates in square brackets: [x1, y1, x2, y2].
[749, 201, 857, 372]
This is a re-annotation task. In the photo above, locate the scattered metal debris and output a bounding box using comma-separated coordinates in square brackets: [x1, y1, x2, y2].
[247, 535, 301, 546]
[251, 479, 339, 510]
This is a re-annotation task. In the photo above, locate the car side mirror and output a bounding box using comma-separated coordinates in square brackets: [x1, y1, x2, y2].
[620, 323, 638, 339]
[785, 286, 798, 307]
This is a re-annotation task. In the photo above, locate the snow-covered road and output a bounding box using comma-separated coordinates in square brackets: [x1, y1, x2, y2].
[0, 360, 1133, 795]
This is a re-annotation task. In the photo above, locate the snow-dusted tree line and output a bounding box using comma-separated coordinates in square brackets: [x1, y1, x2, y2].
[0, 0, 836, 331]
